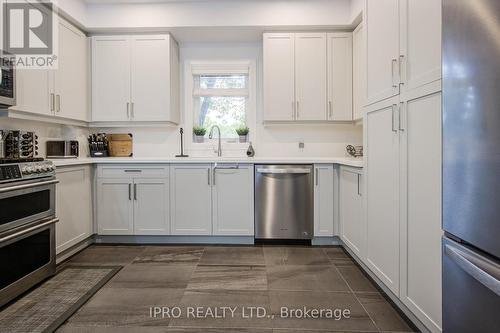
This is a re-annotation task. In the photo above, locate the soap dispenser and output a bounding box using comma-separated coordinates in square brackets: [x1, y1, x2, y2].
[246, 142, 255, 157]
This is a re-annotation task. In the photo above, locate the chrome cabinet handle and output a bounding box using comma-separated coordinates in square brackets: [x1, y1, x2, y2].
[328, 101, 333, 119]
[56, 95, 61, 112]
[399, 102, 405, 131]
[134, 183, 137, 200]
[128, 183, 132, 200]
[357, 174, 362, 196]
[50, 93, 55, 112]
[399, 55, 406, 86]
[126, 102, 130, 119]
[124, 170, 142, 173]
[391, 58, 398, 88]
[257, 168, 311, 174]
[315, 169, 319, 186]
[391, 104, 398, 132]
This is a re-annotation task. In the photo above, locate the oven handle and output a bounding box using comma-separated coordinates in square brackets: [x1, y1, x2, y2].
[0, 218, 59, 243]
[0, 179, 59, 193]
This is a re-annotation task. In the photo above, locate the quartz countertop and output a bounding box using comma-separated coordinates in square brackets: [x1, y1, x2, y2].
[51, 156, 364, 168]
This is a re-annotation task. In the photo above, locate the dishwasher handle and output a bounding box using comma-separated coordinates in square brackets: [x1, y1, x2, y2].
[256, 168, 311, 174]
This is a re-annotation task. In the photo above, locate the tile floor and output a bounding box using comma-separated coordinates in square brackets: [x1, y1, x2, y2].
[57, 245, 417, 333]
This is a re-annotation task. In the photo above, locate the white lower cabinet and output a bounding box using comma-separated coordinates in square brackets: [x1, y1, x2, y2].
[97, 179, 134, 235]
[170, 164, 212, 235]
[314, 164, 334, 236]
[339, 166, 365, 259]
[133, 179, 170, 235]
[96, 166, 170, 235]
[399, 88, 442, 332]
[365, 96, 401, 295]
[213, 165, 254, 236]
[55, 165, 93, 254]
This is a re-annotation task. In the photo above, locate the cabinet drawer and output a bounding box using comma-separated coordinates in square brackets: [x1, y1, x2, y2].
[97, 164, 169, 179]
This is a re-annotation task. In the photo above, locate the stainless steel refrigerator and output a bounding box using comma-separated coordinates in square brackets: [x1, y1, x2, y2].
[443, 0, 500, 332]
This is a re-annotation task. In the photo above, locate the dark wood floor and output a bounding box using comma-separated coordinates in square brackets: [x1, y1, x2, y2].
[57, 245, 416, 333]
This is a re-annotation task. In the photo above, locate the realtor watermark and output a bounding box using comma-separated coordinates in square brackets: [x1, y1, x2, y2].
[149, 306, 351, 321]
[1, 0, 59, 69]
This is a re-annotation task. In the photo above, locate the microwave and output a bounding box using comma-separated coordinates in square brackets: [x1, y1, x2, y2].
[0, 56, 15, 108]
[46, 141, 79, 158]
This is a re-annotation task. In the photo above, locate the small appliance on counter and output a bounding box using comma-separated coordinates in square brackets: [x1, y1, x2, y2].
[88, 133, 109, 157]
[46, 140, 79, 159]
[1, 130, 38, 159]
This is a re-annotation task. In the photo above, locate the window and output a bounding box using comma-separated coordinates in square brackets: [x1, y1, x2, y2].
[193, 72, 249, 140]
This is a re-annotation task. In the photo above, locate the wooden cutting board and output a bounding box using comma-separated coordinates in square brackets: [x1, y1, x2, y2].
[108, 134, 133, 157]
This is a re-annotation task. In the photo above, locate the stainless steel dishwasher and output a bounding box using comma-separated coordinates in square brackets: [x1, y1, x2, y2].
[255, 165, 313, 240]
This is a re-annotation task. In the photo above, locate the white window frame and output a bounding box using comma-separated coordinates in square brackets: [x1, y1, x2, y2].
[184, 60, 257, 154]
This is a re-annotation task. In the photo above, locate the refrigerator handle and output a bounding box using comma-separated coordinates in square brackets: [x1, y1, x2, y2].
[445, 242, 500, 296]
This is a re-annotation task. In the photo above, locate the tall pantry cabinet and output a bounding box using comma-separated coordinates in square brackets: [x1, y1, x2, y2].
[362, 0, 443, 332]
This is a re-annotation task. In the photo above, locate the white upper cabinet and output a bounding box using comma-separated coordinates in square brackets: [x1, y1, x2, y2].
[92, 36, 131, 122]
[340, 166, 365, 259]
[13, 19, 88, 121]
[365, 97, 401, 295]
[263, 33, 295, 121]
[15, 69, 52, 116]
[212, 165, 254, 236]
[295, 33, 327, 121]
[399, 0, 442, 91]
[170, 164, 212, 235]
[92, 34, 179, 123]
[353, 23, 366, 121]
[53, 20, 89, 121]
[366, 0, 400, 105]
[263, 32, 350, 122]
[314, 164, 334, 237]
[327, 33, 353, 121]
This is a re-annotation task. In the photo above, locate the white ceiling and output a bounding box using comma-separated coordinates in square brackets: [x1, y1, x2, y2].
[84, 0, 241, 3]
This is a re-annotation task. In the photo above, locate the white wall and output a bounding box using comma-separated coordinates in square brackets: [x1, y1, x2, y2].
[0, 119, 90, 157]
[84, 0, 352, 29]
[95, 42, 362, 158]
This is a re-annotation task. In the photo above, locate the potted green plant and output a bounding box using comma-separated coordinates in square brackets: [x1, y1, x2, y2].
[193, 125, 207, 143]
[236, 126, 250, 143]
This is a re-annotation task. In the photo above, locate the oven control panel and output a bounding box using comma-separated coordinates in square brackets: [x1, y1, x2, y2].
[0, 161, 56, 183]
[0, 165, 22, 182]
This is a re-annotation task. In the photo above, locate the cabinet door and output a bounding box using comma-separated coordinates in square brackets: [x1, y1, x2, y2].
[131, 35, 171, 121]
[399, 90, 442, 332]
[170, 165, 212, 235]
[97, 179, 133, 235]
[14, 69, 51, 115]
[327, 33, 353, 121]
[133, 178, 170, 235]
[295, 33, 327, 121]
[213, 165, 254, 236]
[314, 164, 334, 236]
[340, 167, 365, 259]
[353, 23, 366, 120]
[263, 33, 295, 121]
[366, 0, 400, 105]
[399, 0, 441, 92]
[54, 20, 88, 121]
[92, 36, 131, 121]
[365, 99, 400, 294]
[55, 166, 92, 254]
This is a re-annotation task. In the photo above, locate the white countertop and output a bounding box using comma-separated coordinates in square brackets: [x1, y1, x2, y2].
[51, 156, 364, 168]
